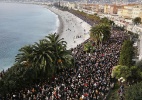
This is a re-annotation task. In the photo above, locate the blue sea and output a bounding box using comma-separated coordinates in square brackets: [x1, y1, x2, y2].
[0, 3, 58, 70]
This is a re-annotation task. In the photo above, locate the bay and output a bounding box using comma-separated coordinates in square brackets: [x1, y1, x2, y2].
[0, 3, 58, 70]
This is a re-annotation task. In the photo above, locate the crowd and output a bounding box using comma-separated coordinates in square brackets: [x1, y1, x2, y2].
[0, 7, 128, 99]
[118, 84, 125, 100]
[0, 26, 127, 100]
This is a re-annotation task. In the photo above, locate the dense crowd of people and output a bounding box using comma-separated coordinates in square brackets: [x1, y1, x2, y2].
[0, 26, 127, 100]
[0, 6, 129, 99]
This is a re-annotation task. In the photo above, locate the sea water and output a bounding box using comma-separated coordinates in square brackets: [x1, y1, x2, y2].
[0, 3, 58, 70]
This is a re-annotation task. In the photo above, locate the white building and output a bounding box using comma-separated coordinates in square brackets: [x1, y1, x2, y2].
[131, 5, 142, 19]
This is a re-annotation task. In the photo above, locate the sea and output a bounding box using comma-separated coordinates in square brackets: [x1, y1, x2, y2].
[0, 2, 59, 70]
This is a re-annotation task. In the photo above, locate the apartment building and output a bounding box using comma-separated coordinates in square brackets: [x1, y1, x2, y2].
[60, 1, 77, 9]
[104, 5, 110, 14]
[77, 3, 104, 13]
[122, 6, 133, 18]
[104, 4, 123, 15]
[117, 8, 123, 17]
[131, 5, 142, 19]
[117, 4, 142, 20]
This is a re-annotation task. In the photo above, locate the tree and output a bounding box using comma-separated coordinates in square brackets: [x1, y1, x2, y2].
[125, 82, 142, 100]
[112, 65, 142, 83]
[100, 17, 114, 25]
[133, 17, 141, 25]
[83, 41, 95, 53]
[32, 39, 53, 75]
[119, 39, 134, 67]
[133, 60, 142, 81]
[111, 65, 131, 80]
[45, 33, 72, 72]
[84, 42, 92, 52]
[129, 66, 142, 82]
[0, 63, 37, 95]
[90, 23, 111, 46]
[15, 45, 34, 67]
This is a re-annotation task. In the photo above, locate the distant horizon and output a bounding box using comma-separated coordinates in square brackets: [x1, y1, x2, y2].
[0, 0, 141, 4]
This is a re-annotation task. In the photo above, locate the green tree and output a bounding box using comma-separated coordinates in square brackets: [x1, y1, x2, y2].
[0, 63, 36, 95]
[100, 17, 114, 25]
[46, 33, 72, 70]
[90, 23, 111, 46]
[133, 60, 142, 81]
[129, 66, 142, 82]
[84, 42, 92, 52]
[125, 82, 142, 100]
[119, 40, 134, 67]
[15, 45, 34, 66]
[83, 41, 95, 53]
[32, 39, 53, 75]
[112, 65, 131, 80]
[133, 17, 141, 25]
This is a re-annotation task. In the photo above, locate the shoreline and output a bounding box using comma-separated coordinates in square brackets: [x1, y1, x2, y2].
[47, 7, 64, 36]
[46, 6, 91, 50]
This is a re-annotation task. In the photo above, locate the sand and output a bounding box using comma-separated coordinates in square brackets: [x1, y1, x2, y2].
[47, 7, 91, 50]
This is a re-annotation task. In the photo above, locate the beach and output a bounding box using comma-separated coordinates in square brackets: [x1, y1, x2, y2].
[47, 7, 91, 50]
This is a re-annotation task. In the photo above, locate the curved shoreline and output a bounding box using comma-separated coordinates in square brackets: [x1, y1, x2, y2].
[46, 6, 91, 50]
[47, 7, 64, 36]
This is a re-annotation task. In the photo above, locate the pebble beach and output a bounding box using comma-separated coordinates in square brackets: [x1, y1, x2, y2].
[48, 7, 91, 49]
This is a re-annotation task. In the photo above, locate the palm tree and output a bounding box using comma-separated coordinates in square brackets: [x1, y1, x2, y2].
[55, 45, 72, 69]
[46, 33, 67, 49]
[15, 45, 34, 67]
[32, 39, 53, 74]
[90, 23, 111, 47]
[15, 33, 72, 77]
[45, 33, 72, 71]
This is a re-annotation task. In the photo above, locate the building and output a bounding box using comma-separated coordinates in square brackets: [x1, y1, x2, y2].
[117, 8, 123, 17]
[60, 1, 77, 9]
[104, 4, 123, 15]
[131, 5, 142, 19]
[110, 5, 123, 14]
[122, 7, 132, 18]
[104, 4, 110, 14]
[116, 4, 142, 19]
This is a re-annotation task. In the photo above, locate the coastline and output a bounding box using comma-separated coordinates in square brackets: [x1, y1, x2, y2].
[46, 6, 91, 50]
[47, 7, 64, 35]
